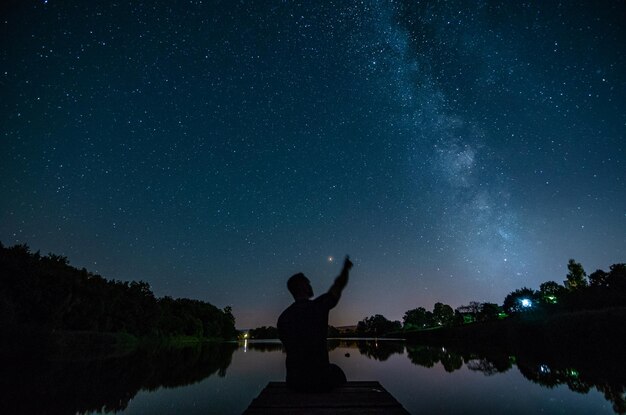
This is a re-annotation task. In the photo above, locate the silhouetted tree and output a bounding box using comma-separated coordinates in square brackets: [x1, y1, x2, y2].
[249, 326, 279, 339]
[538, 281, 566, 304]
[564, 259, 587, 291]
[0, 243, 236, 340]
[251, 326, 274, 339]
[588, 269, 609, 287]
[478, 302, 501, 321]
[432, 302, 454, 326]
[221, 306, 237, 340]
[402, 307, 432, 329]
[503, 287, 538, 314]
[606, 263, 626, 291]
[357, 314, 401, 337]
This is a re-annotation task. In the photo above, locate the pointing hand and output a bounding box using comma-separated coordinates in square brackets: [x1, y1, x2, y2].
[343, 255, 353, 271]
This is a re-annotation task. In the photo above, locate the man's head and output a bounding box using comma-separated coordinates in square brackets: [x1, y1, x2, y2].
[287, 272, 314, 300]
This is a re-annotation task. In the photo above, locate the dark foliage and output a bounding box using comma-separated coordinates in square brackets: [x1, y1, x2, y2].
[402, 306, 432, 329]
[477, 302, 502, 322]
[454, 301, 504, 324]
[503, 287, 539, 314]
[403, 260, 625, 333]
[0, 243, 236, 340]
[503, 260, 626, 315]
[357, 314, 402, 336]
[564, 259, 588, 291]
[403, 302, 457, 330]
[248, 326, 279, 339]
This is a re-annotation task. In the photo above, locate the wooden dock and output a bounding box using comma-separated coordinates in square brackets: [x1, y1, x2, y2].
[243, 381, 410, 414]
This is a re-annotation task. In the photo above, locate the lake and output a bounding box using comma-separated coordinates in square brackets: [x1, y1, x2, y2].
[5, 339, 623, 414]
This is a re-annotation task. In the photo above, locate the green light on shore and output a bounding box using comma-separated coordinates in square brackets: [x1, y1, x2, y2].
[546, 295, 557, 304]
[567, 368, 579, 378]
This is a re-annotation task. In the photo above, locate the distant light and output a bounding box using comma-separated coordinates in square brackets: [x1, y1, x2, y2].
[521, 298, 532, 308]
[328, 256, 334, 262]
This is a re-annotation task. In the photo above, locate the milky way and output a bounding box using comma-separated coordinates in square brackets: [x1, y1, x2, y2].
[1, 1, 624, 327]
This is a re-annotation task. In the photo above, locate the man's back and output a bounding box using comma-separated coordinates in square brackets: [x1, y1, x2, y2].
[277, 293, 338, 390]
[277, 257, 352, 391]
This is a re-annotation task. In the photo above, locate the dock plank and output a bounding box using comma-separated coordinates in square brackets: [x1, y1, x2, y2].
[243, 381, 410, 414]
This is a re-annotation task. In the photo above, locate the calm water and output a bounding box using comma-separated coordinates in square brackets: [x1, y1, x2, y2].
[6, 339, 624, 414]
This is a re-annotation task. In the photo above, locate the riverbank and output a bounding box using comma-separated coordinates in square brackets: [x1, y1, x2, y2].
[0, 326, 229, 361]
[401, 306, 626, 359]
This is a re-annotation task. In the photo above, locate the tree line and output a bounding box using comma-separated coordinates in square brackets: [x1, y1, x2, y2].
[0, 243, 237, 340]
[355, 259, 626, 337]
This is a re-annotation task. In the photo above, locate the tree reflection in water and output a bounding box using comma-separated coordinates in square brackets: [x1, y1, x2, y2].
[1, 342, 237, 415]
[402, 343, 625, 414]
[328, 339, 405, 361]
[405, 345, 464, 372]
[2, 339, 624, 414]
[245, 341, 284, 352]
[327, 338, 625, 414]
[514, 352, 625, 414]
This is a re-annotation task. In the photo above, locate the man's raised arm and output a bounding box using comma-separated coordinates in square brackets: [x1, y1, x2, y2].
[329, 256, 353, 300]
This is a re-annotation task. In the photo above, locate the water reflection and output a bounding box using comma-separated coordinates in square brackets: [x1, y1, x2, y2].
[515, 353, 626, 414]
[328, 339, 405, 361]
[2, 339, 624, 414]
[2, 342, 237, 414]
[402, 343, 625, 414]
[406, 345, 464, 372]
[245, 340, 283, 352]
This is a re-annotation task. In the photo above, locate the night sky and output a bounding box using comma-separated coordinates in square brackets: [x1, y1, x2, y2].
[2, 1, 625, 328]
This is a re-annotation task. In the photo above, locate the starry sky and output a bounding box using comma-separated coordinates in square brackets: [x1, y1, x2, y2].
[1, 1, 625, 328]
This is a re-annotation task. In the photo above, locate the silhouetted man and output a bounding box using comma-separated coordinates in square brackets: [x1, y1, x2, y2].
[277, 256, 353, 392]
